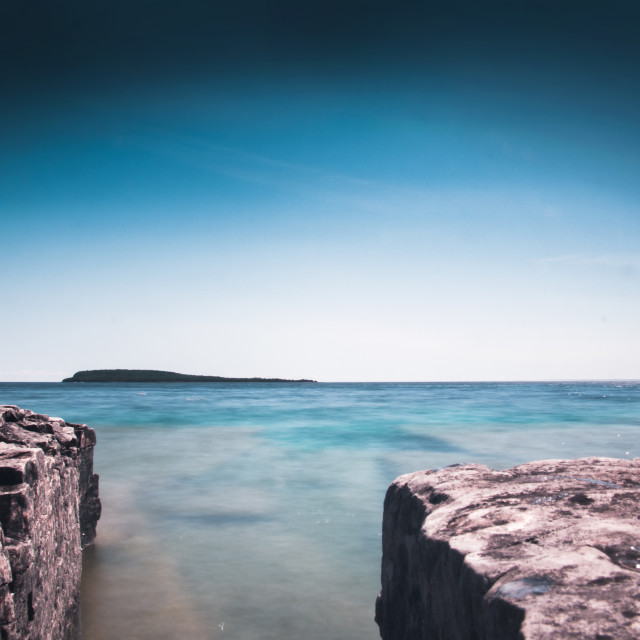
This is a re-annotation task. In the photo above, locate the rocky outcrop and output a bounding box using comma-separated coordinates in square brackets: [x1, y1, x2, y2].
[0, 405, 101, 640]
[376, 458, 640, 640]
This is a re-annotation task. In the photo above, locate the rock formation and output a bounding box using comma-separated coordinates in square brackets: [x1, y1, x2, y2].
[0, 405, 101, 640]
[376, 457, 640, 639]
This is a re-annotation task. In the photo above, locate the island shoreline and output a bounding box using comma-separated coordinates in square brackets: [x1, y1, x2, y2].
[62, 369, 317, 383]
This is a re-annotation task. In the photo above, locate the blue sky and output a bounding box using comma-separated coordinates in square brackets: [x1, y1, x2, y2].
[2, 1, 639, 381]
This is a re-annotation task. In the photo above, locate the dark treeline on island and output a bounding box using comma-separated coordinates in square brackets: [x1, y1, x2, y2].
[62, 369, 317, 383]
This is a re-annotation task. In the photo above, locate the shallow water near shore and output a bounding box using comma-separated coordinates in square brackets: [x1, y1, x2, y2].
[1, 381, 638, 639]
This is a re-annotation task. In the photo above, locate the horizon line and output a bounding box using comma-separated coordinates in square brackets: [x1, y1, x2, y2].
[1, 378, 639, 384]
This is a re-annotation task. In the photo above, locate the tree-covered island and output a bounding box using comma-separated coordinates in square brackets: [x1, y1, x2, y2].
[62, 369, 316, 383]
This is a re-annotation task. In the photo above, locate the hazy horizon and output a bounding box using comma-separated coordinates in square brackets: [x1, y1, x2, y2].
[2, 1, 639, 383]
[3, 374, 640, 385]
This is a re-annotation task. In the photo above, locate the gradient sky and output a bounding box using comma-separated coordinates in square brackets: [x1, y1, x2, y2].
[2, 1, 639, 381]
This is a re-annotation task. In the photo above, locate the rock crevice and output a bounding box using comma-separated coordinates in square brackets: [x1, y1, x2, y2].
[0, 405, 101, 640]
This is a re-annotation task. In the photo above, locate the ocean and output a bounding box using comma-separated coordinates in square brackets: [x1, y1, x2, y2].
[0, 381, 638, 639]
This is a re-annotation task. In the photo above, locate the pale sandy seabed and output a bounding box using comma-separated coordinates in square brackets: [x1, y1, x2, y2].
[81, 483, 213, 640]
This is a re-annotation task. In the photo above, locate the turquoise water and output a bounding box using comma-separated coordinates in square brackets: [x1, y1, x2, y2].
[1, 381, 638, 639]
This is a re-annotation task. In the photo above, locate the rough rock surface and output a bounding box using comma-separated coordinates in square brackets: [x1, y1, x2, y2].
[375, 457, 640, 640]
[0, 405, 101, 640]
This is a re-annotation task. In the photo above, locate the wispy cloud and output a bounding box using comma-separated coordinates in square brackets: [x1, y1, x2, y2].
[124, 124, 430, 215]
[532, 254, 640, 271]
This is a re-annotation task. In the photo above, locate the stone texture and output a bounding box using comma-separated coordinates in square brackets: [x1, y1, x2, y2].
[0, 405, 101, 640]
[375, 457, 640, 640]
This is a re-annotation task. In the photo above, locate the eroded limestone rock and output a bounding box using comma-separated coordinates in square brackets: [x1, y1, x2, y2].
[376, 457, 640, 640]
[0, 405, 101, 640]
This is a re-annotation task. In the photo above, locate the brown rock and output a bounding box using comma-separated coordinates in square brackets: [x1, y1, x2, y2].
[0, 405, 101, 640]
[376, 457, 640, 640]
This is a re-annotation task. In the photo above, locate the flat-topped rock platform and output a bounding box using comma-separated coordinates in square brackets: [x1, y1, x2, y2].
[376, 457, 640, 639]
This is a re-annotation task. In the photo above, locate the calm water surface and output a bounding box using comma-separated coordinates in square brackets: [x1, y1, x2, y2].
[1, 381, 638, 639]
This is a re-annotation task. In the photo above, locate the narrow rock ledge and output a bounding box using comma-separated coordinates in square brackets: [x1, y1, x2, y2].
[0, 405, 101, 640]
[376, 457, 640, 640]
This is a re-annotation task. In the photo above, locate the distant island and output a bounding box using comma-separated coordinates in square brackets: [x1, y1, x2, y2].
[62, 369, 317, 383]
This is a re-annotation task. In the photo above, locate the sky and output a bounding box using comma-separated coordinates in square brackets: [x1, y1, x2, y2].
[1, 0, 639, 382]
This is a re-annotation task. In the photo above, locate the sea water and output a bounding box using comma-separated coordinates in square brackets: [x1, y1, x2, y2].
[0, 381, 638, 639]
